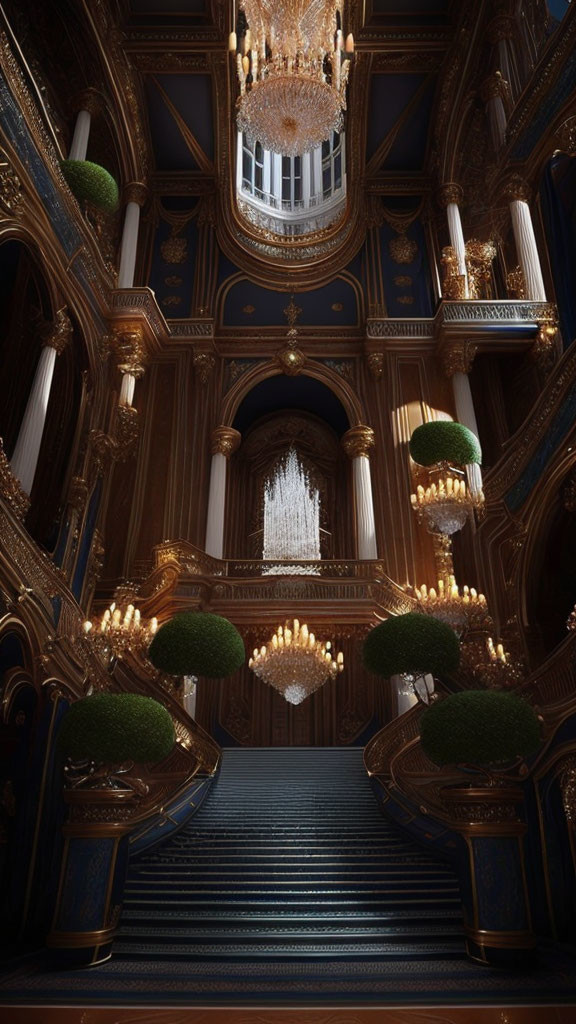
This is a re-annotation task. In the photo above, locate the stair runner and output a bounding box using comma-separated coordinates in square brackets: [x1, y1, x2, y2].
[117, 747, 466, 962]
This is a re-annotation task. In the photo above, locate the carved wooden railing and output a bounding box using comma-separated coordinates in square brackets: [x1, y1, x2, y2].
[0, 498, 220, 830]
[365, 631, 576, 825]
[138, 539, 417, 620]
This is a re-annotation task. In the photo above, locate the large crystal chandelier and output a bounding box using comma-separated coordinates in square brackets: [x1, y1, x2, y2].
[249, 619, 343, 704]
[262, 447, 321, 571]
[229, 0, 354, 156]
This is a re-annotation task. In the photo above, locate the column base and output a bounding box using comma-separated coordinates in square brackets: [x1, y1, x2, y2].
[465, 927, 537, 967]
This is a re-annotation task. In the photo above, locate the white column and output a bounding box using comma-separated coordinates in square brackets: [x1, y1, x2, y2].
[302, 152, 311, 209]
[312, 147, 322, 203]
[439, 184, 468, 297]
[343, 426, 378, 561]
[205, 427, 241, 560]
[69, 109, 91, 161]
[119, 373, 136, 407]
[11, 310, 72, 496]
[481, 73, 508, 152]
[272, 154, 282, 207]
[443, 343, 483, 498]
[263, 150, 271, 199]
[508, 185, 546, 301]
[183, 676, 197, 718]
[118, 184, 147, 289]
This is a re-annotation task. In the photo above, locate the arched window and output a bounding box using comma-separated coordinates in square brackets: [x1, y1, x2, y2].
[237, 131, 346, 237]
[262, 447, 321, 570]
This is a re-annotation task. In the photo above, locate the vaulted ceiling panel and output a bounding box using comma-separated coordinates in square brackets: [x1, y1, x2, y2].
[366, 74, 427, 163]
[379, 79, 436, 171]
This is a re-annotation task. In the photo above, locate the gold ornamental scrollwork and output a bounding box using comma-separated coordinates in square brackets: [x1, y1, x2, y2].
[44, 308, 73, 355]
[116, 406, 140, 459]
[123, 181, 148, 208]
[506, 265, 526, 300]
[480, 71, 509, 104]
[342, 425, 376, 460]
[193, 351, 216, 384]
[112, 328, 146, 378]
[0, 149, 24, 215]
[437, 182, 464, 208]
[0, 437, 30, 520]
[502, 175, 532, 204]
[441, 341, 478, 377]
[67, 476, 88, 513]
[367, 352, 384, 380]
[211, 426, 241, 458]
[276, 345, 306, 375]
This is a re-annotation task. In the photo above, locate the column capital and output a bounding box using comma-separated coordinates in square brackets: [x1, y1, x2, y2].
[73, 88, 101, 117]
[555, 115, 576, 156]
[480, 70, 508, 103]
[502, 174, 532, 203]
[342, 425, 375, 459]
[437, 182, 463, 208]
[44, 307, 72, 355]
[211, 426, 241, 457]
[123, 181, 148, 207]
[441, 341, 478, 377]
[113, 327, 147, 377]
[486, 13, 515, 43]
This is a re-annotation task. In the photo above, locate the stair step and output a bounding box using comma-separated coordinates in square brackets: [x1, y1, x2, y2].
[117, 747, 463, 966]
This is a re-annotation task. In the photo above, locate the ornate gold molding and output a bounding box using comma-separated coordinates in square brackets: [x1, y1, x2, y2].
[480, 70, 509, 103]
[211, 426, 241, 458]
[73, 88, 102, 118]
[67, 476, 88, 513]
[0, 438, 30, 520]
[441, 340, 478, 377]
[112, 328, 146, 378]
[44, 307, 73, 355]
[116, 405, 139, 459]
[193, 351, 216, 384]
[366, 351, 384, 380]
[502, 174, 532, 203]
[123, 181, 148, 207]
[437, 182, 463, 207]
[342, 425, 375, 459]
[559, 754, 576, 823]
[0, 148, 24, 215]
[486, 13, 515, 43]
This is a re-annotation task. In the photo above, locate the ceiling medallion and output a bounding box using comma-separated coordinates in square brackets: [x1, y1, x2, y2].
[277, 295, 306, 375]
[389, 233, 418, 264]
[230, 0, 354, 156]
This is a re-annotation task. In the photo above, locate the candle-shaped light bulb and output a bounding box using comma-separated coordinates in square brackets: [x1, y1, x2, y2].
[244, 29, 251, 53]
[242, 55, 250, 74]
[83, 620, 92, 634]
[150, 617, 158, 634]
[272, 634, 278, 648]
[326, 640, 331, 650]
[228, 31, 237, 52]
[345, 32, 354, 53]
[113, 608, 122, 625]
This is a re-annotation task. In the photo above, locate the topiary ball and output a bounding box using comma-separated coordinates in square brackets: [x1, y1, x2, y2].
[148, 612, 245, 678]
[60, 159, 119, 214]
[363, 612, 460, 678]
[420, 689, 541, 767]
[58, 692, 175, 764]
[409, 421, 482, 467]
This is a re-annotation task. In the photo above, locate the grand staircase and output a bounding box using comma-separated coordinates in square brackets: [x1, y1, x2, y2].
[117, 747, 466, 963]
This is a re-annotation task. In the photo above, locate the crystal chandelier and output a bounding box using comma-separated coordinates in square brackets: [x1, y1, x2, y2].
[229, 0, 354, 156]
[83, 601, 158, 660]
[249, 619, 343, 704]
[410, 466, 484, 535]
[413, 576, 492, 637]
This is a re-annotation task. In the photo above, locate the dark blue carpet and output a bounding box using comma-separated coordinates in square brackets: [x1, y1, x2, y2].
[2, 747, 576, 1005]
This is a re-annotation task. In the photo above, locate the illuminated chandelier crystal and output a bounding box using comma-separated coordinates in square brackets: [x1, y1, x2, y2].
[83, 601, 158, 660]
[413, 575, 492, 637]
[229, 0, 353, 156]
[479, 637, 523, 690]
[249, 619, 343, 704]
[410, 465, 484, 536]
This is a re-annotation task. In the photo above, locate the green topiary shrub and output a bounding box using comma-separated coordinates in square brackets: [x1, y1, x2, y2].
[58, 693, 175, 764]
[60, 159, 119, 214]
[148, 612, 245, 678]
[363, 612, 460, 678]
[420, 689, 541, 767]
[409, 421, 482, 467]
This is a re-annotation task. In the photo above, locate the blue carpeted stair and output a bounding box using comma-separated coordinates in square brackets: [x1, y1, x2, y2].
[117, 747, 466, 963]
